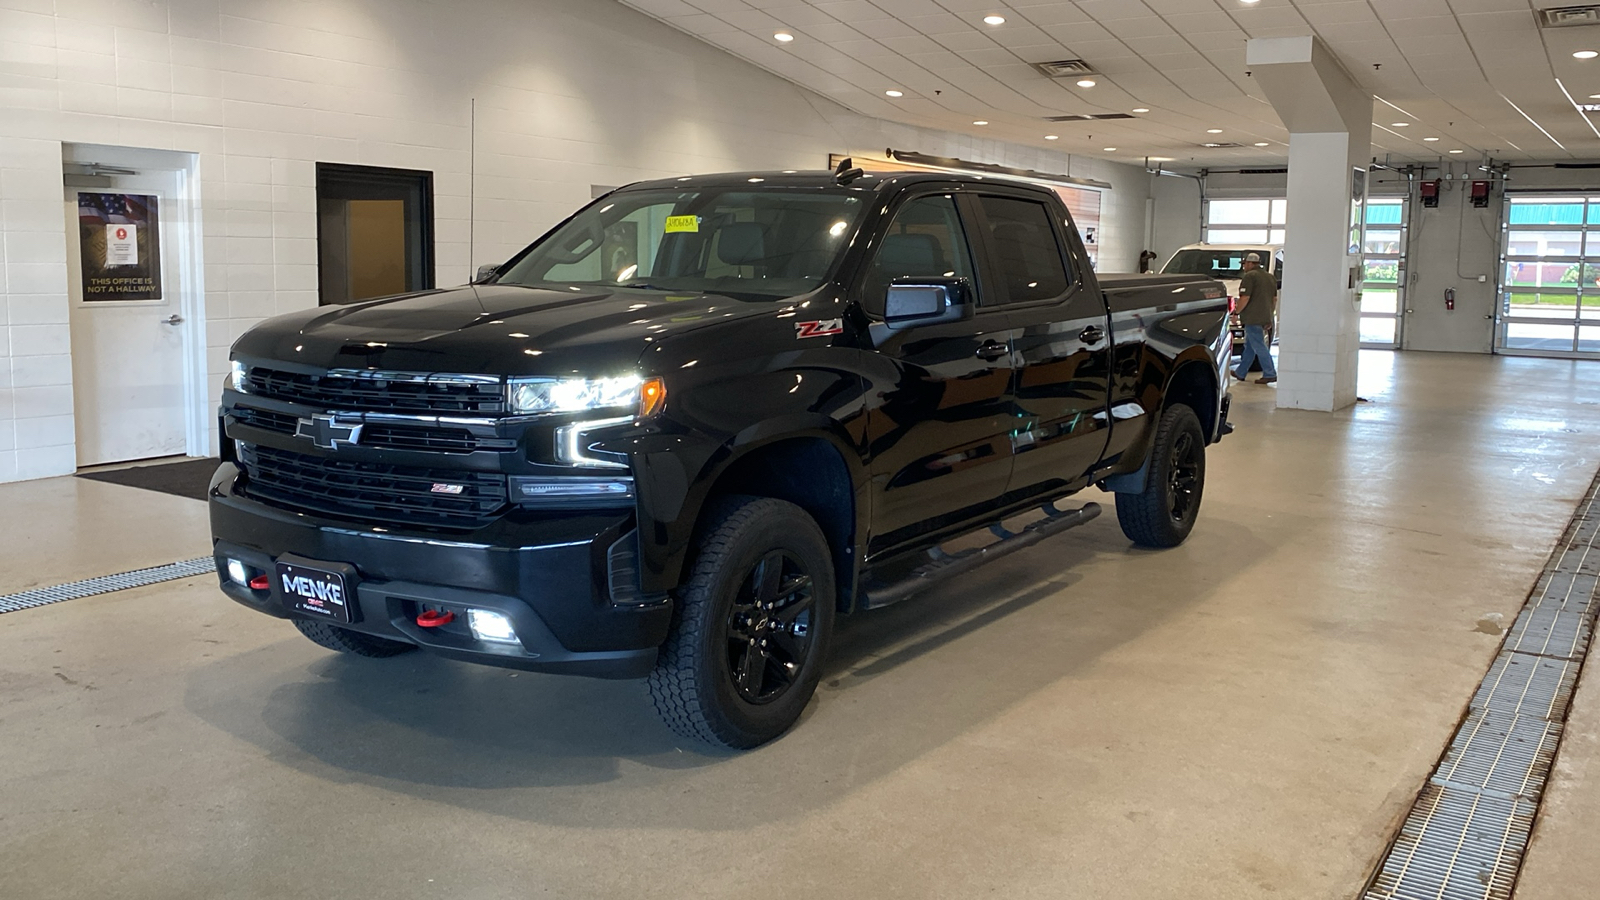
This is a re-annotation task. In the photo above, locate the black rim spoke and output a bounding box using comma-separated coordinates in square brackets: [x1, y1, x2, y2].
[1168, 432, 1200, 521]
[725, 550, 816, 704]
[737, 642, 768, 696]
[753, 552, 785, 605]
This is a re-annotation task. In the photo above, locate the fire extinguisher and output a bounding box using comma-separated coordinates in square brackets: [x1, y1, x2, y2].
[1446, 288, 1455, 311]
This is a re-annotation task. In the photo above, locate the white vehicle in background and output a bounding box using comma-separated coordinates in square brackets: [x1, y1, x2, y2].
[1162, 244, 1284, 368]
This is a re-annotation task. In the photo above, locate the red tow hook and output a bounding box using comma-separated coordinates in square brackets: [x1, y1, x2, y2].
[416, 609, 455, 628]
[247, 575, 270, 591]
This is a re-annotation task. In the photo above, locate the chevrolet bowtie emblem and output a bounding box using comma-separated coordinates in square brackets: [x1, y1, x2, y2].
[296, 414, 363, 450]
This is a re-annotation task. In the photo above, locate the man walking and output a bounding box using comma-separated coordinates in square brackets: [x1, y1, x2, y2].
[1234, 252, 1278, 384]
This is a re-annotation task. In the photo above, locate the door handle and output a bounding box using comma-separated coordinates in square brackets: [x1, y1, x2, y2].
[974, 340, 1009, 362]
[164, 314, 184, 325]
[1078, 325, 1105, 345]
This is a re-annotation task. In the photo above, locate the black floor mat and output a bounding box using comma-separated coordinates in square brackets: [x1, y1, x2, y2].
[77, 458, 221, 502]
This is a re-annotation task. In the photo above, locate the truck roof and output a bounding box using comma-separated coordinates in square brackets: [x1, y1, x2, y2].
[621, 169, 1051, 194]
[1173, 242, 1284, 252]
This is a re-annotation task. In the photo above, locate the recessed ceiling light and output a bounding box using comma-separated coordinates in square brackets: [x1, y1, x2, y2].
[885, 90, 903, 97]
[1132, 108, 1150, 113]
[1077, 78, 1097, 87]
[1103, 147, 1117, 152]
[774, 32, 794, 43]
[1148, 156, 1174, 162]
[1591, 94, 1600, 100]
[1576, 50, 1599, 59]
[1424, 136, 1440, 142]
[973, 120, 988, 125]
[1207, 128, 1223, 134]
[1449, 149, 1465, 154]
[1044, 134, 1059, 140]
[1241, 0, 1260, 5]
[983, 15, 1006, 26]
[1391, 122, 1409, 127]
[1254, 142, 1270, 147]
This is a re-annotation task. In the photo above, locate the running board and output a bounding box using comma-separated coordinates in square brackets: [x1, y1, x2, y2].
[861, 502, 1102, 610]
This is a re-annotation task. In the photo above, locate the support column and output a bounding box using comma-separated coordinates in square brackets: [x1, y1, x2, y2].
[1246, 36, 1372, 412]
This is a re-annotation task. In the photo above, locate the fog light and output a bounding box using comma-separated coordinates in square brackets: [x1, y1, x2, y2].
[467, 609, 519, 644]
[226, 559, 248, 585]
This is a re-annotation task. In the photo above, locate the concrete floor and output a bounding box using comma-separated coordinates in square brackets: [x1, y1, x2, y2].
[3, 351, 1600, 900]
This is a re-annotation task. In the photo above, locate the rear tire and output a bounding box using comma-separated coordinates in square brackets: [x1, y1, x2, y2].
[293, 618, 415, 658]
[1115, 404, 1207, 548]
[648, 496, 835, 749]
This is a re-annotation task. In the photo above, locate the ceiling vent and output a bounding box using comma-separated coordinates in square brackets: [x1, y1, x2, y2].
[1538, 5, 1600, 28]
[1201, 142, 1244, 149]
[1034, 59, 1097, 78]
[1045, 113, 1136, 122]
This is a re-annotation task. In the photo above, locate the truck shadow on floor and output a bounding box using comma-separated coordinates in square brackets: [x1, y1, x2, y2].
[183, 513, 1270, 830]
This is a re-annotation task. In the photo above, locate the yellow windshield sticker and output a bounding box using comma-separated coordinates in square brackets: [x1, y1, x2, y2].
[665, 215, 699, 234]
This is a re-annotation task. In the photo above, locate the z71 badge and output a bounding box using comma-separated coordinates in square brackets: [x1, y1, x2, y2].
[796, 318, 844, 339]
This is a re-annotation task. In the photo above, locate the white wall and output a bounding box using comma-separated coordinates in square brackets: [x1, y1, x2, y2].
[0, 0, 1153, 484]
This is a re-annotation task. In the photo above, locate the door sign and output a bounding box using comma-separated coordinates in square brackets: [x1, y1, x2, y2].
[77, 192, 162, 300]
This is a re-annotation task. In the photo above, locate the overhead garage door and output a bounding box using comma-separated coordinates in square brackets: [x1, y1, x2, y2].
[1361, 198, 1405, 349]
[1499, 196, 1600, 357]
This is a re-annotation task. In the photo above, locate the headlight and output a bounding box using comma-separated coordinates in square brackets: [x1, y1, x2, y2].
[508, 375, 665, 416]
[230, 360, 249, 393]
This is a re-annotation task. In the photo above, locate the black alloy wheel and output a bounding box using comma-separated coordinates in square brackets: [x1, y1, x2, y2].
[1167, 430, 1201, 524]
[649, 496, 836, 749]
[1114, 403, 1207, 548]
[725, 550, 816, 704]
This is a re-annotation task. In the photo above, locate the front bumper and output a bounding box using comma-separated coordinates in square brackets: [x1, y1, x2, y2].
[208, 463, 672, 678]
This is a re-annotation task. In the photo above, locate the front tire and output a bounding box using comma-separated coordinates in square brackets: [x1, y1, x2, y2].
[648, 496, 836, 749]
[1115, 404, 1207, 548]
[293, 618, 416, 658]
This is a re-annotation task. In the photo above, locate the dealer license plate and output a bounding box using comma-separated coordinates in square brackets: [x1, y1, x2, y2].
[276, 561, 352, 623]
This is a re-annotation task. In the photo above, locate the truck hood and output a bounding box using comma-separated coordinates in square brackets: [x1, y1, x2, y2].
[231, 284, 779, 376]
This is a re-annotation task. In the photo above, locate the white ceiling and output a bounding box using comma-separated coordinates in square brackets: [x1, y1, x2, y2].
[617, 0, 1600, 168]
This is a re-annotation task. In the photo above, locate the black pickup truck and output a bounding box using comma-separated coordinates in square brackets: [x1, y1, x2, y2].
[211, 166, 1232, 748]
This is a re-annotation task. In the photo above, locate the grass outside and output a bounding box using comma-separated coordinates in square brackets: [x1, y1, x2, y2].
[1508, 292, 1600, 308]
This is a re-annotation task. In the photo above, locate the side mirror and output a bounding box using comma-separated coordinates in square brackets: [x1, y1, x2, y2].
[472, 263, 501, 284]
[884, 278, 973, 330]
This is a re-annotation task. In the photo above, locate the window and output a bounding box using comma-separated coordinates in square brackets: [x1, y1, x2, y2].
[499, 188, 865, 301]
[861, 194, 975, 315]
[1360, 199, 1405, 348]
[316, 163, 434, 306]
[1162, 247, 1274, 279]
[977, 195, 1070, 304]
[1206, 198, 1287, 246]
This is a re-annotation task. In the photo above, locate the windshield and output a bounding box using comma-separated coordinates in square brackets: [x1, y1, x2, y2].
[497, 188, 866, 300]
[1163, 248, 1273, 279]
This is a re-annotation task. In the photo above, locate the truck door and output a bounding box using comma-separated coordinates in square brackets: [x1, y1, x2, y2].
[968, 191, 1113, 497]
[860, 190, 1018, 555]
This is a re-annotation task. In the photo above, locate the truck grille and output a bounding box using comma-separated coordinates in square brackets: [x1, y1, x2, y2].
[243, 366, 505, 414]
[238, 443, 508, 528]
[230, 406, 500, 454]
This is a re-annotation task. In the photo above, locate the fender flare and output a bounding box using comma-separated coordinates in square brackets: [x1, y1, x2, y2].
[1103, 353, 1219, 495]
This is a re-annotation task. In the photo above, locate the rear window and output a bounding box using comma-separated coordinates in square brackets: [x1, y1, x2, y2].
[977, 195, 1071, 304]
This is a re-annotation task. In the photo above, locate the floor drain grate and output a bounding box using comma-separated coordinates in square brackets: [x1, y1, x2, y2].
[1362, 475, 1600, 900]
[0, 557, 216, 615]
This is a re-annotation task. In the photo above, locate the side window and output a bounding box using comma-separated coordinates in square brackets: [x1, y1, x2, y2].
[862, 194, 975, 315]
[1275, 251, 1285, 288]
[977, 195, 1071, 304]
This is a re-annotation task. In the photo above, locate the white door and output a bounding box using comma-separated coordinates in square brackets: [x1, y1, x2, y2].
[63, 170, 189, 466]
